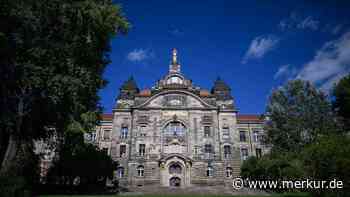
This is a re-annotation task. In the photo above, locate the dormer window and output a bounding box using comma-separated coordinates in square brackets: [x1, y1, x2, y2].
[167, 76, 183, 84]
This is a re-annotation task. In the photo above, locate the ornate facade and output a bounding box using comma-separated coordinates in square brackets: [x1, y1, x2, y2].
[90, 49, 268, 188]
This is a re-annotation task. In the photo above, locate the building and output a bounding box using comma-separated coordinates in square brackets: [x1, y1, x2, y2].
[89, 49, 268, 188]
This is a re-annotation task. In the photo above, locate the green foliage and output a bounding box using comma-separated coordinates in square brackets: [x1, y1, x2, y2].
[333, 74, 350, 131]
[0, 0, 128, 180]
[301, 134, 350, 196]
[265, 80, 339, 153]
[0, 176, 31, 197]
[47, 132, 116, 186]
[37, 194, 311, 197]
[243, 79, 349, 196]
[241, 154, 305, 182]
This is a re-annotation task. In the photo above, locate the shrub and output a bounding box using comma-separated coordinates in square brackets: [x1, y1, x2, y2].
[0, 176, 31, 197]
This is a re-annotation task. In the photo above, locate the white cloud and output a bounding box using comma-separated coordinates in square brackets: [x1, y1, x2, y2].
[169, 27, 184, 37]
[278, 13, 320, 31]
[274, 64, 298, 79]
[332, 24, 343, 35]
[127, 49, 153, 62]
[242, 35, 280, 64]
[296, 31, 350, 92]
[297, 16, 319, 31]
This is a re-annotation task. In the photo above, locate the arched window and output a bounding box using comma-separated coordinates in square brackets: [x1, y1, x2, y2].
[167, 76, 183, 84]
[226, 167, 233, 177]
[169, 163, 182, 174]
[164, 121, 186, 136]
[137, 165, 144, 177]
[117, 167, 124, 178]
[207, 166, 214, 177]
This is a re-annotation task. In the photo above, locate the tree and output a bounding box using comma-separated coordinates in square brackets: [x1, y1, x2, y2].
[265, 80, 339, 153]
[0, 0, 128, 176]
[46, 131, 116, 187]
[333, 74, 350, 131]
[301, 134, 350, 197]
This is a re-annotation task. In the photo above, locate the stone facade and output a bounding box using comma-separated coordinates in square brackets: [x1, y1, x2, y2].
[89, 49, 268, 188]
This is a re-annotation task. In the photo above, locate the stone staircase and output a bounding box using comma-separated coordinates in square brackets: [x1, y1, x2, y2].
[121, 185, 269, 196]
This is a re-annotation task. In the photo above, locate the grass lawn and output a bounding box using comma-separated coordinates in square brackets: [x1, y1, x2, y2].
[39, 192, 311, 197]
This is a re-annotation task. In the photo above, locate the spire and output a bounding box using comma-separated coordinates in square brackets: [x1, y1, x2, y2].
[169, 48, 181, 73]
[172, 48, 178, 65]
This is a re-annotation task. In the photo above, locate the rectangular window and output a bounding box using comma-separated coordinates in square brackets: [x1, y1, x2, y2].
[241, 148, 248, 160]
[103, 129, 111, 140]
[120, 145, 126, 157]
[256, 148, 262, 158]
[224, 145, 231, 159]
[253, 131, 259, 142]
[139, 144, 145, 156]
[239, 131, 247, 142]
[204, 144, 212, 153]
[194, 147, 199, 155]
[204, 126, 211, 137]
[222, 127, 230, 139]
[121, 127, 128, 139]
[91, 132, 96, 141]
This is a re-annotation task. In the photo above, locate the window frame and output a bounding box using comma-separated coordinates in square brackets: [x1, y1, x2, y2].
[137, 165, 144, 177]
[139, 144, 146, 156]
[222, 127, 230, 139]
[241, 148, 249, 160]
[207, 166, 214, 177]
[239, 130, 247, 142]
[226, 167, 233, 178]
[223, 145, 231, 159]
[120, 145, 126, 157]
[103, 129, 111, 140]
[121, 126, 128, 139]
[204, 126, 211, 137]
[117, 167, 124, 178]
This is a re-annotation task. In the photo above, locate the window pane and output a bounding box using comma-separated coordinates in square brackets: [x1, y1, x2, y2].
[104, 129, 111, 140]
[204, 126, 211, 137]
[239, 131, 246, 142]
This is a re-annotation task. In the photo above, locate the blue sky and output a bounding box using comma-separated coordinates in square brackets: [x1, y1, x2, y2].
[100, 0, 350, 114]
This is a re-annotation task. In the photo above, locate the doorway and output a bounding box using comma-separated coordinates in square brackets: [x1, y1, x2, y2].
[169, 177, 181, 187]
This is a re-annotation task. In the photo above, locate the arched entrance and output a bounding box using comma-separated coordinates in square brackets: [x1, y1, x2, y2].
[169, 163, 182, 174]
[159, 154, 192, 187]
[169, 177, 181, 187]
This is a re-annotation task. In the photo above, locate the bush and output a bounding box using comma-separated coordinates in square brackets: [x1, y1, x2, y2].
[0, 176, 31, 197]
[241, 154, 304, 181]
[301, 134, 350, 197]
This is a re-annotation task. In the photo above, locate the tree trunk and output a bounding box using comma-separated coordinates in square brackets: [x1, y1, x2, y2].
[0, 134, 18, 175]
[1, 96, 24, 175]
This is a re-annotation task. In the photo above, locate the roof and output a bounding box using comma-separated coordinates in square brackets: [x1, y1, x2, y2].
[199, 89, 210, 97]
[100, 114, 113, 121]
[237, 114, 264, 124]
[100, 113, 264, 124]
[139, 89, 152, 97]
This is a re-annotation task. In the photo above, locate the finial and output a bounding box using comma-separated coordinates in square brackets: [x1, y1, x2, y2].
[172, 48, 177, 65]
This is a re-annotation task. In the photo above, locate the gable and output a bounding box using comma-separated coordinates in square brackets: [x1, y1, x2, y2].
[135, 91, 215, 109]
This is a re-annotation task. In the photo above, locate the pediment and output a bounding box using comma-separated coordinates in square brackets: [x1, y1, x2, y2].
[135, 91, 215, 109]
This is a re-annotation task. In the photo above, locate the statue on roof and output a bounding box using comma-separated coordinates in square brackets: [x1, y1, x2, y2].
[169, 48, 181, 73]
